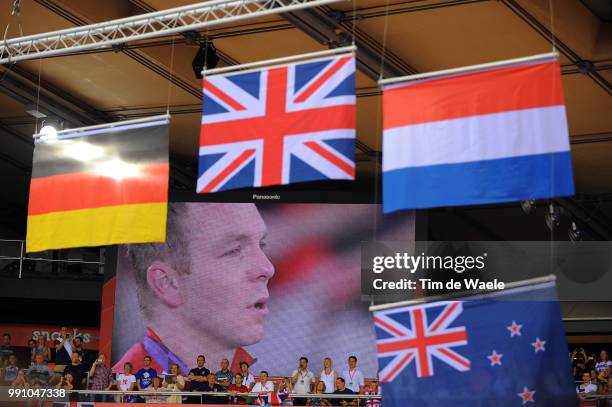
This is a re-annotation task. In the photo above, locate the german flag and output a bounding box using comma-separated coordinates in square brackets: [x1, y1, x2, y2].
[26, 118, 169, 253]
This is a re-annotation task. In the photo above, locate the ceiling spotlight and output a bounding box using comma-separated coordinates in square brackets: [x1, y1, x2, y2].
[38, 118, 63, 140]
[192, 41, 219, 79]
[544, 203, 560, 231]
[520, 200, 535, 215]
[568, 221, 582, 242]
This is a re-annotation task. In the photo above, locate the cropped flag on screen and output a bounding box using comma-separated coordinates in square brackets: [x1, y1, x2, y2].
[26, 118, 169, 253]
[198, 54, 356, 192]
[373, 280, 576, 406]
[382, 56, 574, 212]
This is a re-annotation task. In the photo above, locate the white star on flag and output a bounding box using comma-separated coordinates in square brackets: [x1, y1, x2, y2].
[507, 320, 522, 337]
[487, 350, 503, 366]
[517, 386, 536, 404]
[531, 337, 546, 352]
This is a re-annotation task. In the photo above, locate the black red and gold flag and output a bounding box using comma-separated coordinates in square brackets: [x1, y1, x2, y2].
[26, 117, 169, 252]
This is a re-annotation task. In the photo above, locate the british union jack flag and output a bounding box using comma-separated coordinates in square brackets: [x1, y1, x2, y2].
[198, 54, 356, 193]
[374, 301, 470, 382]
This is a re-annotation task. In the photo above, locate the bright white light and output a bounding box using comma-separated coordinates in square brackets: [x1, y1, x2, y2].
[39, 125, 58, 140]
[95, 159, 141, 181]
[62, 142, 106, 162]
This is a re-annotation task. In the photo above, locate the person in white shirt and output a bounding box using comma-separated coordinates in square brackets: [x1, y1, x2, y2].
[116, 362, 137, 403]
[239, 361, 255, 389]
[341, 356, 365, 393]
[577, 372, 598, 395]
[319, 357, 337, 394]
[145, 377, 166, 404]
[291, 357, 315, 406]
[596, 350, 611, 373]
[252, 371, 275, 393]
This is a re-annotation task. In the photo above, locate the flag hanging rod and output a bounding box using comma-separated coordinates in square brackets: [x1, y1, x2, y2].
[202, 45, 357, 76]
[0, 0, 346, 65]
[33, 114, 170, 140]
[368, 274, 556, 312]
[378, 52, 559, 86]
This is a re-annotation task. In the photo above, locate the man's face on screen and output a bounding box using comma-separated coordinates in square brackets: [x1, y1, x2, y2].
[179, 203, 274, 347]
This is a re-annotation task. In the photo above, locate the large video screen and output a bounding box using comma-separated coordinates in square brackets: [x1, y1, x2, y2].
[110, 203, 415, 378]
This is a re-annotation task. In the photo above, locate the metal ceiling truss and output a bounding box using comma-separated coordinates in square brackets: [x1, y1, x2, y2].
[0, 0, 346, 64]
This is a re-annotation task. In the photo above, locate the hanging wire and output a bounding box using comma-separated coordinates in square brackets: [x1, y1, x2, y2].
[548, 0, 557, 53]
[35, 57, 42, 134]
[165, 35, 177, 117]
[351, 0, 356, 47]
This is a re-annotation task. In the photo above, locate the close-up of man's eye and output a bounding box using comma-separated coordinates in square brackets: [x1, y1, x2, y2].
[222, 246, 241, 257]
[259, 240, 267, 250]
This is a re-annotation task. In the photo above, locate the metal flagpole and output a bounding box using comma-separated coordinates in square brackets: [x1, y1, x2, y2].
[33, 114, 170, 140]
[202, 45, 358, 77]
[369, 274, 557, 312]
[379, 52, 559, 86]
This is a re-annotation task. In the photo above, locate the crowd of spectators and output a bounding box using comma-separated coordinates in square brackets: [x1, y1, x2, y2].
[572, 348, 612, 407]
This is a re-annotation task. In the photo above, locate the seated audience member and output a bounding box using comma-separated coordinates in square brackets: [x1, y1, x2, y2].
[88, 353, 113, 402]
[56, 371, 79, 401]
[200, 373, 226, 404]
[0, 333, 14, 366]
[577, 372, 598, 407]
[117, 362, 137, 403]
[1, 354, 19, 385]
[163, 362, 185, 404]
[10, 369, 29, 388]
[54, 327, 73, 373]
[331, 378, 354, 407]
[252, 371, 275, 393]
[63, 352, 85, 390]
[215, 358, 233, 389]
[307, 381, 331, 406]
[188, 355, 210, 404]
[291, 357, 315, 406]
[228, 372, 249, 405]
[279, 379, 293, 406]
[27, 339, 36, 364]
[341, 356, 364, 394]
[33, 336, 51, 363]
[72, 336, 85, 363]
[360, 381, 381, 407]
[239, 361, 255, 389]
[597, 350, 611, 374]
[27, 353, 55, 387]
[319, 357, 337, 394]
[145, 376, 166, 404]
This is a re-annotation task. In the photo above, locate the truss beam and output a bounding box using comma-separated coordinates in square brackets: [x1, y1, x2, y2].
[0, 0, 345, 64]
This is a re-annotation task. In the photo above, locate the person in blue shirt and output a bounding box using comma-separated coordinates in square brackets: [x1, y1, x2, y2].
[136, 355, 158, 402]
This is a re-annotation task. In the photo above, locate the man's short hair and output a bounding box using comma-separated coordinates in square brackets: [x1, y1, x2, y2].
[144, 355, 152, 361]
[300, 357, 308, 363]
[128, 203, 189, 319]
[349, 355, 357, 362]
[260, 371, 269, 376]
[240, 361, 249, 369]
[198, 355, 205, 360]
[337, 377, 345, 384]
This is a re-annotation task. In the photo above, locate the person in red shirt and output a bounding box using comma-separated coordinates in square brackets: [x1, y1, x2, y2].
[228, 372, 249, 405]
[113, 203, 275, 374]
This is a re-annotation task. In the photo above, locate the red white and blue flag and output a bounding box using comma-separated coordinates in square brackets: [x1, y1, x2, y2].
[373, 281, 576, 406]
[382, 56, 574, 212]
[198, 54, 356, 193]
[255, 390, 290, 406]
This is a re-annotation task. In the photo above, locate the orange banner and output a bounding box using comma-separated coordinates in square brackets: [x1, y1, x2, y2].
[0, 324, 99, 349]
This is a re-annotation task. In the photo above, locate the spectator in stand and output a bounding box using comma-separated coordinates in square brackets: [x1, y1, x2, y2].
[1, 354, 19, 385]
[252, 371, 275, 393]
[215, 358, 233, 389]
[228, 372, 249, 405]
[341, 356, 364, 394]
[54, 327, 73, 373]
[88, 353, 113, 402]
[360, 381, 380, 407]
[10, 369, 29, 388]
[116, 204, 274, 375]
[63, 352, 85, 390]
[33, 335, 51, 363]
[136, 355, 158, 403]
[577, 371, 598, 407]
[319, 357, 337, 394]
[200, 373, 226, 404]
[144, 376, 166, 404]
[239, 361, 255, 389]
[1, 333, 14, 366]
[163, 362, 185, 404]
[27, 339, 36, 364]
[307, 381, 331, 406]
[597, 350, 611, 373]
[73, 336, 85, 363]
[56, 371, 79, 402]
[607, 376, 612, 407]
[331, 378, 354, 407]
[291, 357, 315, 406]
[27, 353, 55, 387]
[187, 355, 210, 404]
[117, 362, 137, 403]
